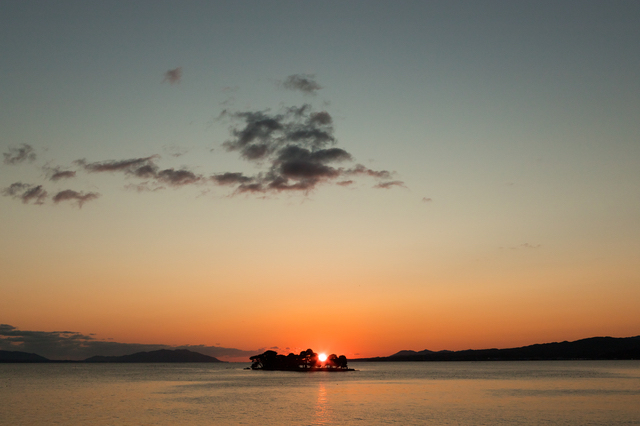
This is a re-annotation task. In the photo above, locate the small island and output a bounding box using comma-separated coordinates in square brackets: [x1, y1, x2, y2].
[250, 348, 354, 371]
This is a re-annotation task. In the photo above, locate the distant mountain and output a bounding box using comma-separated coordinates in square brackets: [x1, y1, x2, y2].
[0, 350, 50, 363]
[356, 336, 640, 362]
[83, 349, 224, 363]
[390, 349, 453, 357]
[390, 349, 432, 357]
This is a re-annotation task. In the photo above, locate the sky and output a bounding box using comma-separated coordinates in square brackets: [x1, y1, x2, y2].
[1, 0, 639, 361]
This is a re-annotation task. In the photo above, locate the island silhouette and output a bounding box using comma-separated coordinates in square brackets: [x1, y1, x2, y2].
[250, 348, 353, 371]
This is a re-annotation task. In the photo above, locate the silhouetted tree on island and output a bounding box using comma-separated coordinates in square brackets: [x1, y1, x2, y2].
[250, 348, 352, 371]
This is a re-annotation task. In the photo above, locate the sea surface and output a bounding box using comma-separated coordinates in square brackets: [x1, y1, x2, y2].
[1, 361, 639, 425]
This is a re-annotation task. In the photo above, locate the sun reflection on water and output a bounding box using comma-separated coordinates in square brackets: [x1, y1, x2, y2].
[314, 382, 332, 425]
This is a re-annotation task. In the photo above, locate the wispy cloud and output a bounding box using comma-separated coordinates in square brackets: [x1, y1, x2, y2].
[52, 190, 100, 208]
[2, 182, 48, 204]
[43, 165, 77, 181]
[0, 324, 259, 361]
[77, 156, 203, 188]
[281, 74, 322, 94]
[50, 170, 76, 181]
[373, 180, 406, 189]
[347, 164, 392, 180]
[211, 172, 254, 186]
[3, 144, 36, 165]
[124, 182, 166, 192]
[163, 145, 188, 158]
[162, 67, 182, 85]
[76, 156, 156, 173]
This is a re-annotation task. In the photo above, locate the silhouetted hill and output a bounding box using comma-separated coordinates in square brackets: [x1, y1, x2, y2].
[83, 349, 224, 363]
[390, 349, 453, 357]
[0, 350, 50, 363]
[357, 336, 640, 361]
[390, 349, 433, 357]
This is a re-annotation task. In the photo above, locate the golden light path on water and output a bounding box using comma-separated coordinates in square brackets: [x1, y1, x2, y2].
[315, 382, 332, 425]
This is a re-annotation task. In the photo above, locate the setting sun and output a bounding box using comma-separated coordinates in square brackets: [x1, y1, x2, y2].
[318, 353, 327, 362]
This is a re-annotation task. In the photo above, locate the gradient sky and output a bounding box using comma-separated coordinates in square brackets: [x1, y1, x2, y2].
[2, 1, 639, 361]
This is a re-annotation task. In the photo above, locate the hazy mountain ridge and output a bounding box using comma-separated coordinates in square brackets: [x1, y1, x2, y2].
[390, 349, 453, 357]
[0, 349, 224, 363]
[4, 336, 640, 363]
[0, 350, 50, 363]
[84, 349, 224, 363]
[358, 336, 640, 361]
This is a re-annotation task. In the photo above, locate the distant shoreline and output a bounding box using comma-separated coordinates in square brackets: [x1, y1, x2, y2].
[354, 336, 640, 362]
[0, 348, 225, 363]
[3, 335, 640, 363]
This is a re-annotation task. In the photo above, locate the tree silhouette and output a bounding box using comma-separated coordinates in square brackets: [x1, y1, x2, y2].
[250, 348, 351, 371]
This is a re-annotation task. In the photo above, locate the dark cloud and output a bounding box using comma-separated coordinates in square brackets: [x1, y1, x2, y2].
[156, 169, 201, 186]
[76, 156, 156, 173]
[211, 172, 255, 185]
[337, 180, 354, 186]
[422, 197, 432, 202]
[2, 182, 48, 204]
[373, 180, 406, 189]
[235, 182, 266, 194]
[3, 144, 36, 165]
[52, 190, 99, 207]
[221, 110, 286, 159]
[281, 74, 322, 94]
[309, 111, 332, 125]
[0, 324, 259, 361]
[78, 156, 202, 187]
[347, 164, 392, 180]
[162, 67, 182, 84]
[131, 163, 158, 178]
[50, 169, 76, 181]
[216, 103, 399, 194]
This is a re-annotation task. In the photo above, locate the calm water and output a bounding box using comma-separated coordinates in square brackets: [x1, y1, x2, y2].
[1, 361, 639, 425]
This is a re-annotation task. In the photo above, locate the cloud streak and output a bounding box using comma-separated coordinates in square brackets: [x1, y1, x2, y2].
[2, 182, 100, 207]
[52, 190, 100, 207]
[162, 67, 182, 84]
[0, 324, 260, 361]
[50, 170, 76, 181]
[373, 180, 406, 189]
[2, 183, 48, 204]
[3, 144, 36, 165]
[76, 156, 203, 188]
[281, 74, 322, 94]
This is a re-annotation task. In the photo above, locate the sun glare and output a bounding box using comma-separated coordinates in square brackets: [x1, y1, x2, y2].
[318, 353, 328, 362]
